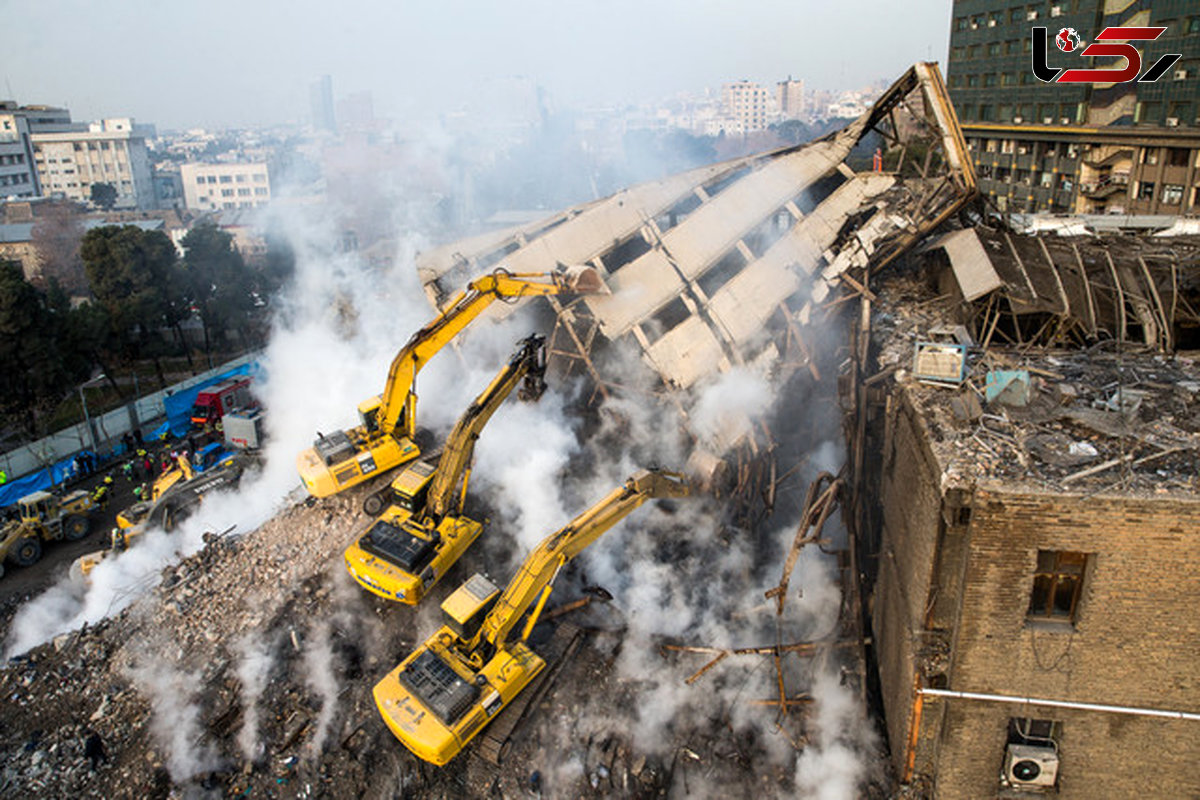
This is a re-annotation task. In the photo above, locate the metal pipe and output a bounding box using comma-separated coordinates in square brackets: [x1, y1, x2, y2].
[919, 688, 1200, 722]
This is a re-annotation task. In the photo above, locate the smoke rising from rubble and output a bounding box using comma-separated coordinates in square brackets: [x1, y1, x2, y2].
[6, 125, 877, 797]
[127, 655, 222, 783]
[301, 620, 339, 759]
[234, 632, 277, 763]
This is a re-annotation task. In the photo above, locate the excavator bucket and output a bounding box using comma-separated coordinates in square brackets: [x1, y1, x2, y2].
[556, 264, 609, 296]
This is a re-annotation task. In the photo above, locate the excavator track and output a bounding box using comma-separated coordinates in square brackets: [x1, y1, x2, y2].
[475, 622, 585, 765]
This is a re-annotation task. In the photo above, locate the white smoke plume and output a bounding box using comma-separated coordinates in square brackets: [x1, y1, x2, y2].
[2, 201, 516, 656]
[301, 619, 339, 759]
[795, 671, 879, 799]
[234, 631, 277, 763]
[126, 656, 221, 783]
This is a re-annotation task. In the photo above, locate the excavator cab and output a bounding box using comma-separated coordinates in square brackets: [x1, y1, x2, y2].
[387, 460, 437, 513]
[357, 396, 383, 435]
[441, 574, 501, 641]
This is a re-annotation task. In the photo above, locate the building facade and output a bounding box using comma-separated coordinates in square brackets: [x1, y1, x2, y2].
[30, 118, 157, 210]
[946, 0, 1200, 214]
[310, 74, 336, 134]
[0, 102, 74, 198]
[868, 381, 1200, 799]
[776, 78, 805, 120]
[721, 80, 772, 133]
[179, 162, 271, 212]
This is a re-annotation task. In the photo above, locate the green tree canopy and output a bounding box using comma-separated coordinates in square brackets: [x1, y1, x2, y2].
[180, 222, 255, 352]
[90, 182, 118, 211]
[0, 261, 85, 435]
[80, 225, 187, 384]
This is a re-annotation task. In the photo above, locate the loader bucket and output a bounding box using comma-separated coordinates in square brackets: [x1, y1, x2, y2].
[556, 264, 609, 295]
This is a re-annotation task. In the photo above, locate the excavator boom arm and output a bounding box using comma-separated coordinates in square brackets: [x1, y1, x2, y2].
[476, 468, 690, 648]
[376, 267, 603, 439]
[425, 335, 546, 520]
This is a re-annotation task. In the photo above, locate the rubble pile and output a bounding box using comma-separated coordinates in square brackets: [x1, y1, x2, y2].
[0, 471, 845, 799]
[873, 276, 1200, 495]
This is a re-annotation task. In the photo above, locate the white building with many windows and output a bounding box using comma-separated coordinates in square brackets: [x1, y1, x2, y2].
[30, 118, 156, 209]
[180, 162, 271, 212]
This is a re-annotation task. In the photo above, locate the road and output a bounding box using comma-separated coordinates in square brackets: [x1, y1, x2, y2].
[0, 438, 196, 639]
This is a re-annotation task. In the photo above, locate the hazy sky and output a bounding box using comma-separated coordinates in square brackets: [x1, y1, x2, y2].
[2, 0, 953, 129]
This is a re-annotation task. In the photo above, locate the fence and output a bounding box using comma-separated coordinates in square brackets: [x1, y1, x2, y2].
[0, 353, 259, 482]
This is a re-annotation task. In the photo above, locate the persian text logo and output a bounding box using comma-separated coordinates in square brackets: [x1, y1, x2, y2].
[1032, 26, 1181, 84]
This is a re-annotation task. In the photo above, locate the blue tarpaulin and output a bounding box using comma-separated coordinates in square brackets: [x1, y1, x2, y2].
[161, 362, 258, 438]
[0, 450, 98, 508]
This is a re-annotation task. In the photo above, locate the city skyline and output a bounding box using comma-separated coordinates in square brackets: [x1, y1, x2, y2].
[1, 0, 953, 129]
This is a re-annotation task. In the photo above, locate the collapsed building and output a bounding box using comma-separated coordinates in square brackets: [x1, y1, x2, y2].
[845, 235, 1200, 799]
[0, 60, 1196, 800]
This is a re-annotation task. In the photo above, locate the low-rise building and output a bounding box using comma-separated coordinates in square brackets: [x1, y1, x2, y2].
[180, 162, 271, 212]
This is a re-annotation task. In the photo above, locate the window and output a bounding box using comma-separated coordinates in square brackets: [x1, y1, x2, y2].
[253, 174, 266, 182]
[253, 187, 267, 196]
[1011, 8, 1023, 23]
[979, 104, 995, 121]
[1028, 550, 1087, 621]
[196, 176, 205, 185]
[1142, 147, 1160, 165]
[219, 175, 232, 183]
[237, 188, 250, 196]
[1163, 184, 1184, 204]
[1168, 148, 1190, 167]
[989, 42, 1002, 56]
[968, 74, 980, 88]
[1190, 18, 1200, 34]
[956, 16, 968, 30]
[207, 175, 217, 184]
[967, 45, 979, 59]
[1136, 101, 1162, 124]
[221, 188, 234, 197]
[984, 73, 998, 87]
[235, 174, 246, 182]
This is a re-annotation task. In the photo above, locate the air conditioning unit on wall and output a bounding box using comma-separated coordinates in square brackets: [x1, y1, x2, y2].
[1003, 744, 1059, 788]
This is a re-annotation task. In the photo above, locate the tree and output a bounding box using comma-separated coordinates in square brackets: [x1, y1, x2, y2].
[0, 261, 82, 435]
[80, 225, 187, 387]
[181, 223, 255, 354]
[90, 182, 118, 211]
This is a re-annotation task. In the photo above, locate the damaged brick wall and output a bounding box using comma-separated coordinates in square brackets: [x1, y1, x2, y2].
[870, 383, 1200, 799]
[931, 489, 1200, 799]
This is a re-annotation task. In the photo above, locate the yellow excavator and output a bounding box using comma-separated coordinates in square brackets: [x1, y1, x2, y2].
[344, 334, 548, 605]
[296, 266, 605, 499]
[373, 468, 691, 765]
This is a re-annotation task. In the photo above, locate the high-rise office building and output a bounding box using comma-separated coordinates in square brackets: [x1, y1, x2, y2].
[310, 74, 337, 134]
[946, 1, 1200, 214]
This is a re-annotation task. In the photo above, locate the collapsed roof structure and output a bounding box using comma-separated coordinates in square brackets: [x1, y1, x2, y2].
[923, 227, 1200, 352]
[417, 64, 977, 419]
